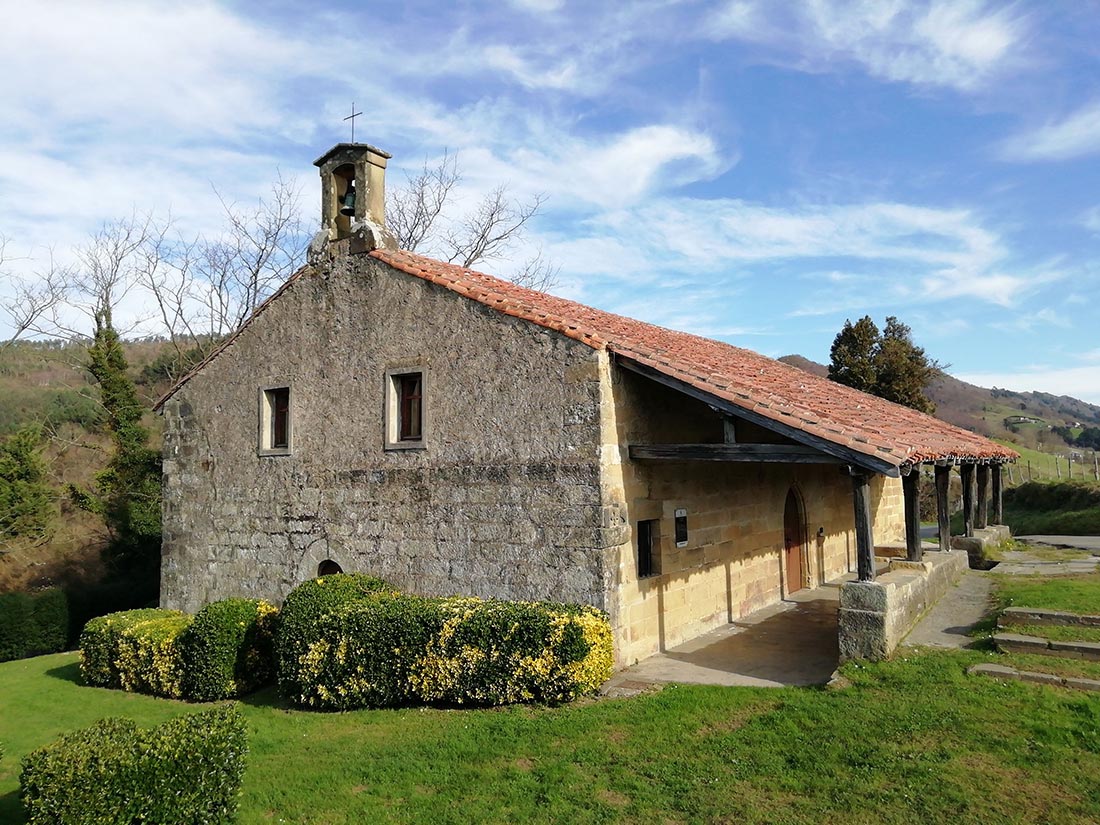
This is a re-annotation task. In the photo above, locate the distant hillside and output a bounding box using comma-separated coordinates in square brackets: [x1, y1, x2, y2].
[778, 355, 1100, 453]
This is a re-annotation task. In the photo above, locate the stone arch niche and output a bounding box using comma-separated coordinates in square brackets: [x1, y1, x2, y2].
[331, 163, 355, 239]
[317, 559, 344, 576]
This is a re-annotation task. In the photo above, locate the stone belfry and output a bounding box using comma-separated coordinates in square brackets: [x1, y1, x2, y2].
[309, 142, 397, 262]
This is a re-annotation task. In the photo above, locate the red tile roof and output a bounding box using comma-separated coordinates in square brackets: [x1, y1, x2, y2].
[372, 248, 1018, 472]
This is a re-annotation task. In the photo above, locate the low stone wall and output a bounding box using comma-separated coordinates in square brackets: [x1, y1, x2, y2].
[838, 550, 970, 661]
[951, 525, 1011, 569]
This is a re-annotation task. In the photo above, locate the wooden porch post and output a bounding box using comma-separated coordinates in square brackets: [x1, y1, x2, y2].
[991, 463, 1003, 524]
[935, 464, 951, 552]
[976, 464, 989, 530]
[852, 471, 876, 581]
[903, 468, 922, 562]
[961, 463, 975, 538]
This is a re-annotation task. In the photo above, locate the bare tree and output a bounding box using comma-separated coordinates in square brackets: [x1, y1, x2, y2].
[389, 154, 559, 292]
[0, 236, 71, 348]
[138, 174, 308, 373]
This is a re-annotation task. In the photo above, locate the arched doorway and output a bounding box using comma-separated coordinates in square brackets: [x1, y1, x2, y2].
[784, 489, 805, 594]
[317, 559, 344, 576]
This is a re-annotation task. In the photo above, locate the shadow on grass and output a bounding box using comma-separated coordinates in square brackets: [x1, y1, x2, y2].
[44, 660, 82, 685]
[0, 788, 26, 825]
[237, 684, 293, 711]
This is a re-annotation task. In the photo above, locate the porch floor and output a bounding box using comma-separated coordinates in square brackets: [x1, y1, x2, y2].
[605, 578, 850, 693]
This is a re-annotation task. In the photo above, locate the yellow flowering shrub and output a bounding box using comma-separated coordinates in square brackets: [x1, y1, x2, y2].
[289, 593, 613, 710]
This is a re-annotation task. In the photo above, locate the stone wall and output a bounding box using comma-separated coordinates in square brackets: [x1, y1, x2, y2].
[838, 550, 969, 661]
[601, 369, 905, 665]
[161, 251, 618, 614]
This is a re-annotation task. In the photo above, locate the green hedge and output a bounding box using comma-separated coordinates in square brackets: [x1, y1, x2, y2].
[20, 706, 247, 825]
[80, 600, 277, 701]
[0, 588, 70, 662]
[179, 598, 278, 701]
[0, 592, 33, 662]
[80, 608, 190, 697]
[276, 573, 391, 701]
[291, 593, 614, 710]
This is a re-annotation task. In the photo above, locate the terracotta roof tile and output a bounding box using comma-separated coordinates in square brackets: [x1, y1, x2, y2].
[372, 248, 1018, 470]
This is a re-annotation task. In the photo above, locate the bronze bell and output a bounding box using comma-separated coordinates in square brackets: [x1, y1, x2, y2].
[339, 183, 356, 217]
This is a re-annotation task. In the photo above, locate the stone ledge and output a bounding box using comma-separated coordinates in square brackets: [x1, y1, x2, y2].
[968, 662, 1100, 692]
[1001, 606, 1100, 628]
[995, 632, 1100, 661]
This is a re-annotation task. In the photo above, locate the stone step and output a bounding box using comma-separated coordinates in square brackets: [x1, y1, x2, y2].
[999, 606, 1100, 628]
[994, 632, 1100, 661]
[968, 662, 1100, 692]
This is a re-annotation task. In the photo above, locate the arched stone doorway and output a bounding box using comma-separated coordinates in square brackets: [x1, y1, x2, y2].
[783, 488, 806, 594]
[317, 559, 344, 576]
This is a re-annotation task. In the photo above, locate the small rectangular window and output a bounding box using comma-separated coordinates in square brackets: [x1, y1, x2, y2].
[637, 519, 660, 578]
[398, 373, 422, 441]
[385, 367, 427, 451]
[260, 386, 291, 454]
[675, 508, 688, 547]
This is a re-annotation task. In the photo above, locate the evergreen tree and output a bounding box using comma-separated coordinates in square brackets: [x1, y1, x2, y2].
[0, 425, 55, 541]
[70, 308, 161, 575]
[828, 315, 940, 414]
[827, 316, 879, 393]
[873, 317, 938, 414]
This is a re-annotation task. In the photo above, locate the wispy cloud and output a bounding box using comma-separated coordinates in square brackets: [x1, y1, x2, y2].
[706, 0, 1027, 92]
[999, 101, 1100, 162]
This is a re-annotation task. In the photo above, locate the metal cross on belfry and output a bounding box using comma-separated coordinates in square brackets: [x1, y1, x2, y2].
[344, 102, 363, 142]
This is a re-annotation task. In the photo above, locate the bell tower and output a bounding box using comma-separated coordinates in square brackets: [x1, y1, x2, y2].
[310, 142, 397, 255]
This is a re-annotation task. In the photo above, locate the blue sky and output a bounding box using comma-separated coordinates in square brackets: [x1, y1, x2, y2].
[2, 1, 1099, 401]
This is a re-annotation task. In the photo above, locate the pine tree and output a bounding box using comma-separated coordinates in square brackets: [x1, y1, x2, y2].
[828, 315, 940, 414]
[0, 425, 55, 541]
[70, 308, 162, 575]
[827, 316, 879, 393]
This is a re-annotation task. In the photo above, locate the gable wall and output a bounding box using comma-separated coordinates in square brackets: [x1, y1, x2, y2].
[600, 368, 905, 665]
[160, 253, 618, 614]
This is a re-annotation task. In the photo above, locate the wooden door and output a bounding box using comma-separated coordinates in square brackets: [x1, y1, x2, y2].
[784, 489, 804, 594]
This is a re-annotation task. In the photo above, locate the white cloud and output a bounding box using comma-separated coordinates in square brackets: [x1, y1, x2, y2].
[1082, 206, 1100, 232]
[1000, 102, 1100, 162]
[954, 366, 1100, 405]
[707, 0, 1026, 91]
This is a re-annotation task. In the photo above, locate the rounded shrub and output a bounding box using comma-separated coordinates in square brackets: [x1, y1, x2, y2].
[276, 573, 391, 702]
[79, 608, 190, 694]
[20, 705, 247, 825]
[179, 598, 278, 701]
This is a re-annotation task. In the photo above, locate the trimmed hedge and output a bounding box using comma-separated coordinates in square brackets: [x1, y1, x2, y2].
[30, 587, 69, 654]
[80, 608, 191, 697]
[80, 600, 278, 701]
[180, 598, 278, 701]
[0, 588, 70, 662]
[276, 573, 391, 701]
[291, 593, 614, 710]
[20, 706, 247, 825]
[0, 592, 33, 662]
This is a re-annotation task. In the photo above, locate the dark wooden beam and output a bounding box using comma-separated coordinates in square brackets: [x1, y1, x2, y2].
[614, 354, 900, 477]
[628, 443, 848, 464]
[852, 472, 876, 581]
[991, 463, 1003, 524]
[976, 464, 989, 530]
[961, 463, 975, 538]
[903, 470, 922, 562]
[935, 464, 951, 552]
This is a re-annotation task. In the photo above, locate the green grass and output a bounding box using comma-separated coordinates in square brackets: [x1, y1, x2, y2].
[1009, 624, 1100, 643]
[4, 651, 1100, 823]
[997, 572, 1100, 615]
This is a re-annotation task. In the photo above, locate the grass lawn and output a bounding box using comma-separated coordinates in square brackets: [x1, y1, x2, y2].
[1008, 624, 1100, 643]
[4, 650, 1100, 824]
[997, 571, 1100, 616]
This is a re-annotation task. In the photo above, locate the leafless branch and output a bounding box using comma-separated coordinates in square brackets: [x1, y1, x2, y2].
[389, 154, 558, 291]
